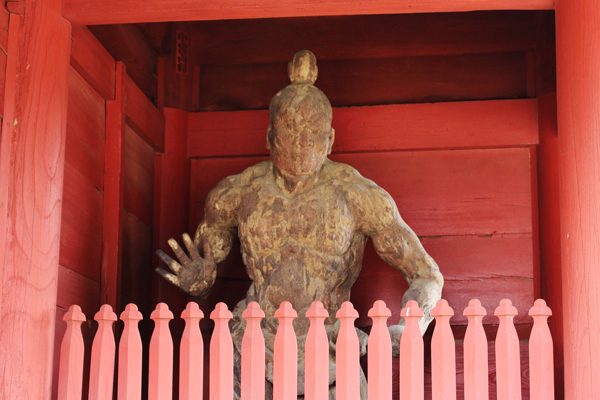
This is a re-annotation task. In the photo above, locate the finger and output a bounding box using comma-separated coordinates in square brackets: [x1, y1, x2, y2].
[168, 238, 191, 267]
[156, 249, 182, 274]
[183, 233, 201, 262]
[156, 267, 180, 286]
[203, 241, 214, 263]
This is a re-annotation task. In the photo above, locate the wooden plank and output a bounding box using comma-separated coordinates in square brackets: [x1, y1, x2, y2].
[0, 4, 8, 54]
[122, 210, 154, 309]
[189, 11, 537, 66]
[102, 62, 127, 310]
[60, 163, 104, 281]
[0, 6, 72, 398]
[88, 24, 158, 103]
[57, 264, 101, 317]
[62, 0, 555, 26]
[66, 66, 106, 190]
[70, 25, 115, 101]
[188, 99, 538, 158]
[123, 123, 155, 227]
[0, 47, 6, 119]
[125, 73, 165, 151]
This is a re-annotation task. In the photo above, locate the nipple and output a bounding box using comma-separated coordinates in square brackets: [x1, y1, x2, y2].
[288, 50, 318, 85]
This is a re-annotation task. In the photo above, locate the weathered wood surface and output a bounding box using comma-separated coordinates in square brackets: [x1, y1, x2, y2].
[62, 0, 554, 25]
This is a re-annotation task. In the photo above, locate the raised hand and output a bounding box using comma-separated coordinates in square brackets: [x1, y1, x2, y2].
[155, 233, 217, 299]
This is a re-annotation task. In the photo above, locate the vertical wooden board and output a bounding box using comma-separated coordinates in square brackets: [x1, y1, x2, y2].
[0, 47, 6, 119]
[66, 66, 106, 191]
[123, 124, 155, 226]
[121, 210, 153, 308]
[60, 162, 103, 281]
[330, 148, 533, 236]
[70, 25, 116, 101]
[0, 4, 8, 54]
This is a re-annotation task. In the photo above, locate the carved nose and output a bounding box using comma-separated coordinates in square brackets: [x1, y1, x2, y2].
[297, 132, 313, 148]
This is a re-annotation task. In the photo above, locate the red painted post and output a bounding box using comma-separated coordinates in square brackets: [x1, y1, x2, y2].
[463, 300, 488, 400]
[118, 304, 143, 400]
[241, 301, 265, 400]
[305, 301, 330, 400]
[210, 302, 234, 400]
[368, 300, 392, 400]
[399, 300, 424, 400]
[274, 301, 298, 400]
[181, 302, 204, 400]
[494, 299, 521, 400]
[528, 299, 554, 400]
[57, 305, 87, 400]
[149, 303, 174, 400]
[555, 0, 600, 398]
[431, 299, 456, 400]
[336, 302, 360, 400]
[89, 304, 118, 400]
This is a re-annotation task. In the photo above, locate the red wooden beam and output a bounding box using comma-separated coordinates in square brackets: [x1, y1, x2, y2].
[62, 0, 555, 25]
[101, 62, 127, 310]
[0, 0, 72, 397]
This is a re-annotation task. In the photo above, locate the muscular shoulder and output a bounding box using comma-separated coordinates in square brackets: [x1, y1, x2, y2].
[322, 160, 399, 234]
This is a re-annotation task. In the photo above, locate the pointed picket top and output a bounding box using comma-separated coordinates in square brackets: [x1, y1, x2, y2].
[149, 303, 174, 400]
[368, 300, 392, 400]
[118, 303, 143, 400]
[210, 302, 234, 400]
[58, 305, 86, 400]
[431, 300, 456, 400]
[89, 304, 118, 400]
[180, 302, 204, 400]
[399, 300, 424, 400]
[275, 300, 298, 319]
[241, 302, 265, 400]
[494, 299, 521, 400]
[336, 302, 360, 400]
[274, 301, 298, 400]
[306, 301, 330, 400]
[529, 299, 554, 400]
[463, 299, 488, 400]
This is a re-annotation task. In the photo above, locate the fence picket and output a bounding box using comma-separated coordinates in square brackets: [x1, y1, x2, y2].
[306, 301, 330, 400]
[57, 305, 86, 400]
[368, 300, 392, 400]
[118, 304, 143, 400]
[241, 301, 265, 400]
[89, 304, 118, 400]
[181, 302, 204, 400]
[528, 299, 554, 400]
[463, 299, 488, 400]
[336, 302, 360, 400]
[431, 300, 456, 400]
[399, 300, 424, 400]
[210, 302, 234, 400]
[274, 301, 298, 400]
[494, 299, 521, 400]
[149, 302, 174, 400]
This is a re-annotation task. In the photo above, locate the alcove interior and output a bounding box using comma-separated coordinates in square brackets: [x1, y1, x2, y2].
[56, 10, 559, 400]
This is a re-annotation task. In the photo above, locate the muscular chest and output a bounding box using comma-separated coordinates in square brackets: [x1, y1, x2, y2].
[238, 185, 355, 256]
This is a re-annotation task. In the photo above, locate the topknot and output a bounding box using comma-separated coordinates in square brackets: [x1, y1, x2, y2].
[287, 50, 318, 85]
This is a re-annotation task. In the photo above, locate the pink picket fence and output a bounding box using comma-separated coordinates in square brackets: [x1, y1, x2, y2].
[57, 298, 555, 400]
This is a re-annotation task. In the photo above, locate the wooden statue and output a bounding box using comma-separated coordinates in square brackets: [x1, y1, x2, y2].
[157, 50, 443, 399]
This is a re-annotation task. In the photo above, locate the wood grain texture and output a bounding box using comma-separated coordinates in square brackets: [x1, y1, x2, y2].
[62, 0, 554, 25]
[125, 73, 165, 151]
[57, 264, 101, 317]
[66, 66, 106, 191]
[193, 52, 528, 111]
[0, 5, 72, 398]
[556, 0, 600, 397]
[60, 163, 104, 281]
[188, 99, 538, 158]
[70, 25, 116, 101]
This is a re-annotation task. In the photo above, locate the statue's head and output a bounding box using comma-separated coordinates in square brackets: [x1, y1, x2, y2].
[267, 50, 335, 176]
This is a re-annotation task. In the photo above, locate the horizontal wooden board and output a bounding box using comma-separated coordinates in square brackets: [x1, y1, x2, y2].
[66, 66, 106, 190]
[70, 25, 115, 101]
[121, 210, 154, 308]
[190, 148, 532, 236]
[190, 11, 537, 65]
[57, 264, 101, 316]
[62, 0, 554, 26]
[194, 52, 528, 111]
[123, 124, 155, 227]
[188, 99, 538, 158]
[59, 163, 104, 281]
[125, 73, 165, 151]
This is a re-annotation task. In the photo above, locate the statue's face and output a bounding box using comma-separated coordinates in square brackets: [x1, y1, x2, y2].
[268, 103, 332, 176]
